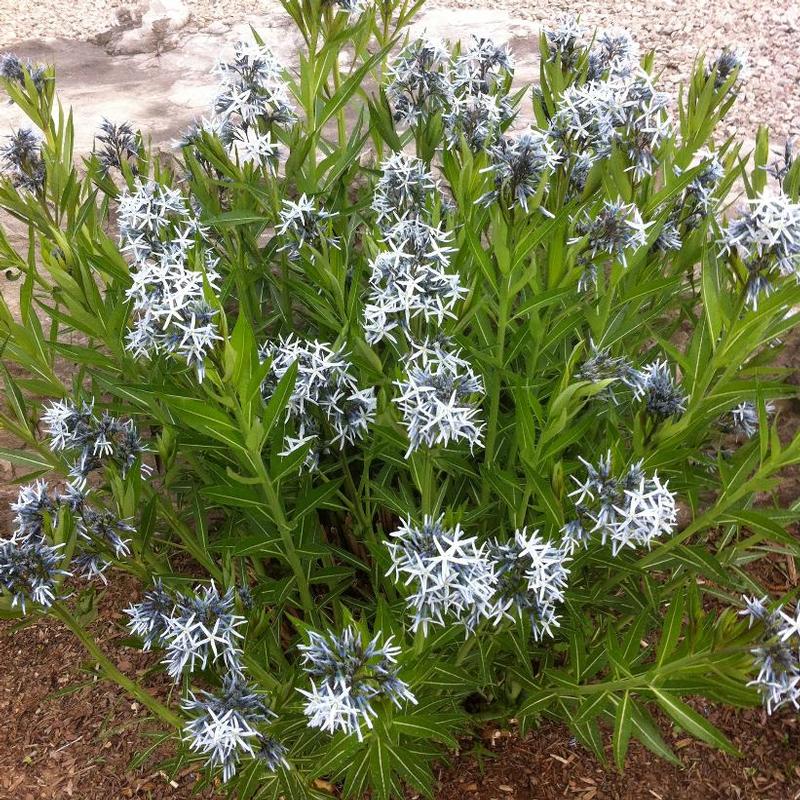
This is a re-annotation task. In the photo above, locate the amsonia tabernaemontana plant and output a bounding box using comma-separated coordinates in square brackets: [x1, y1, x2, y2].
[1, 3, 800, 797]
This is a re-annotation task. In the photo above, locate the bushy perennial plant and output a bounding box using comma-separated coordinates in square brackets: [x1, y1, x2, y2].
[1, 1, 800, 796]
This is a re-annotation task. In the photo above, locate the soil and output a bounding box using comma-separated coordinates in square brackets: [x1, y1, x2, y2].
[0, 576, 212, 800]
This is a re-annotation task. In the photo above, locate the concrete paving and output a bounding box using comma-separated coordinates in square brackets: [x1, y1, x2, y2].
[0, 5, 539, 152]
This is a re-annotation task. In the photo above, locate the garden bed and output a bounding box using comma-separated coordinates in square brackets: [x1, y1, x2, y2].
[2, 0, 800, 797]
[2, 583, 800, 799]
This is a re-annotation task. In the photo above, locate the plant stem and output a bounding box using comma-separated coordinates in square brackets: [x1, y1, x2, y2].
[537, 646, 750, 699]
[51, 602, 183, 729]
[482, 275, 510, 505]
[246, 449, 317, 623]
[340, 452, 370, 531]
[410, 446, 436, 517]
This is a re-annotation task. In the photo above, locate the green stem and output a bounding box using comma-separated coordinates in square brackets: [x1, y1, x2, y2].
[340, 452, 370, 531]
[246, 448, 317, 623]
[566, 646, 749, 696]
[482, 275, 510, 505]
[331, 53, 347, 148]
[155, 496, 223, 582]
[412, 447, 435, 516]
[455, 634, 477, 666]
[51, 602, 183, 729]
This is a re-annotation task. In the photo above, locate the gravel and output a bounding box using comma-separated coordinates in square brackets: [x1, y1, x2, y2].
[486, 0, 800, 139]
[4, 0, 263, 41]
[1, 0, 798, 140]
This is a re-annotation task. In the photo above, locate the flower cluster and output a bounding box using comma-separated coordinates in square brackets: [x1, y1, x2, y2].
[587, 28, 640, 79]
[5, 397, 144, 591]
[386, 515, 496, 633]
[119, 178, 221, 380]
[10, 479, 57, 539]
[36, 398, 148, 579]
[453, 36, 514, 95]
[0, 532, 67, 614]
[479, 129, 561, 212]
[126, 581, 245, 680]
[447, 37, 514, 149]
[11, 478, 132, 585]
[1, 456, 137, 600]
[93, 118, 139, 174]
[570, 199, 651, 273]
[275, 194, 339, 257]
[707, 47, 746, 90]
[487, 528, 571, 640]
[364, 217, 464, 344]
[386, 38, 453, 128]
[367, 152, 466, 349]
[655, 151, 725, 252]
[726, 401, 774, 439]
[545, 21, 673, 184]
[721, 190, 800, 308]
[185, 40, 295, 170]
[387, 35, 513, 150]
[577, 347, 687, 420]
[545, 15, 586, 66]
[633, 359, 687, 421]
[298, 626, 417, 740]
[386, 517, 571, 638]
[259, 336, 376, 469]
[548, 37, 673, 183]
[183, 673, 287, 781]
[1, 127, 45, 192]
[740, 595, 800, 714]
[577, 343, 641, 403]
[563, 452, 677, 555]
[0, 52, 46, 92]
[682, 151, 724, 217]
[393, 338, 484, 456]
[371, 152, 438, 227]
[42, 398, 149, 482]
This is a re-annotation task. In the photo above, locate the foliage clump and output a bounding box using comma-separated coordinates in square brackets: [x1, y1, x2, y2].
[1, 2, 800, 797]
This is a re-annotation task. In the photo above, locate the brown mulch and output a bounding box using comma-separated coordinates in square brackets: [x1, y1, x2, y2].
[435, 710, 800, 800]
[1, 576, 799, 800]
[0, 574, 214, 800]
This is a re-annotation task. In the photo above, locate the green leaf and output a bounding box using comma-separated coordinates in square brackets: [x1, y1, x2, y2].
[369, 735, 394, 800]
[162, 396, 245, 453]
[612, 691, 633, 769]
[656, 594, 686, 667]
[262, 361, 298, 446]
[517, 691, 558, 720]
[384, 740, 433, 798]
[318, 44, 394, 131]
[0, 448, 53, 471]
[630, 703, 680, 765]
[392, 714, 458, 748]
[200, 483, 264, 510]
[652, 689, 740, 755]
